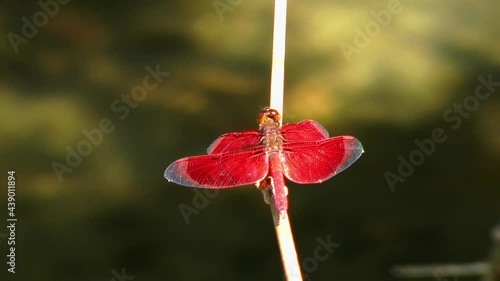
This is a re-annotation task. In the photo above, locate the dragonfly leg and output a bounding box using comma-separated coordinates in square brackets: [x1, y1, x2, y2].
[257, 177, 274, 205]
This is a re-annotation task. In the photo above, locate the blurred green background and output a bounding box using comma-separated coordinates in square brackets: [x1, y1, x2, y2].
[1, 0, 499, 280]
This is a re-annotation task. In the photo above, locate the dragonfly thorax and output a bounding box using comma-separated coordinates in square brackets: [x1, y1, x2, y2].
[259, 118, 282, 153]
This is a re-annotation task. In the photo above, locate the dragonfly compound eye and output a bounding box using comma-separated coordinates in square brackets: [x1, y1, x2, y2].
[257, 108, 281, 125]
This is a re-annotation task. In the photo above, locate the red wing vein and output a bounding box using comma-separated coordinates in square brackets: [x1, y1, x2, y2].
[165, 148, 268, 188]
[280, 120, 329, 141]
[282, 136, 363, 184]
[207, 130, 261, 154]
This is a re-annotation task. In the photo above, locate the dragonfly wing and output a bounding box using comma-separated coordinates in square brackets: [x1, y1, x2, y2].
[165, 148, 268, 188]
[207, 130, 261, 154]
[282, 136, 363, 184]
[280, 120, 329, 141]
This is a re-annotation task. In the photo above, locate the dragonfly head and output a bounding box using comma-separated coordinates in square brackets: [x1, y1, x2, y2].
[257, 107, 281, 125]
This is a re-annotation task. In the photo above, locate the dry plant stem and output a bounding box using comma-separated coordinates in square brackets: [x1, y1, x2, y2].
[393, 224, 500, 281]
[391, 262, 490, 279]
[271, 201, 303, 280]
[269, 0, 287, 117]
[268, 0, 302, 280]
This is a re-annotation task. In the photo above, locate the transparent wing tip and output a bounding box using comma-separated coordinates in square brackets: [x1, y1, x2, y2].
[337, 137, 364, 173]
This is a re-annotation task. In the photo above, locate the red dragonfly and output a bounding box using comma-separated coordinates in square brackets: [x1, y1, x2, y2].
[164, 108, 363, 217]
